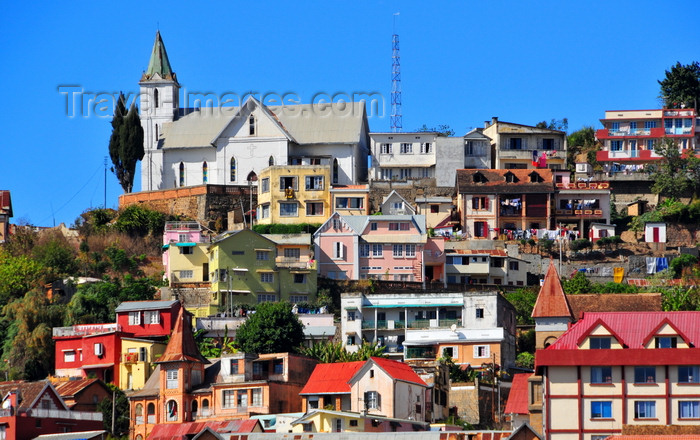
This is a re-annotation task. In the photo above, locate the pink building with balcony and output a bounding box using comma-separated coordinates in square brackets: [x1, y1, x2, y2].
[596, 109, 699, 167]
[314, 213, 435, 282]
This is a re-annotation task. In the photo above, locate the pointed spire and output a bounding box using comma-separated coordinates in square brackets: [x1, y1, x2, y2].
[141, 31, 177, 83]
[531, 262, 573, 319]
[157, 307, 208, 364]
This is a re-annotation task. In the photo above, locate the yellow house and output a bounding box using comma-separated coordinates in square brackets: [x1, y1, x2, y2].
[330, 184, 370, 216]
[257, 165, 331, 225]
[119, 337, 167, 391]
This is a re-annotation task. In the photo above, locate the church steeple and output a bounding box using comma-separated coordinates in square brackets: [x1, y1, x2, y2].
[142, 31, 178, 83]
[532, 262, 573, 349]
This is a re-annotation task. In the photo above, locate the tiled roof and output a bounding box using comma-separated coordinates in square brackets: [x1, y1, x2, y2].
[371, 357, 427, 386]
[567, 293, 663, 320]
[156, 307, 208, 364]
[0, 380, 57, 412]
[299, 361, 364, 394]
[503, 373, 532, 415]
[548, 311, 700, 350]
[148, 419, 260, 440]
[456, 169, 554, 194]
[531, 262, 572, 319]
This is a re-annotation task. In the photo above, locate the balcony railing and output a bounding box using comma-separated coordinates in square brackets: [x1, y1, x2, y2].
[362, 320, 375, 329]
[405, 347, 435, 360]
[53, 323, 121, 337]
[555, 182, 610, 190]
[165, 221, 201, 231]
[27, 408, 103, 421]
[408, 319, 430, 329]
[376, 320, 388, 329]
[664, 110, 694, 117]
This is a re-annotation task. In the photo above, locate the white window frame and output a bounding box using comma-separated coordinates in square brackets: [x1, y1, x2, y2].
[420, 142, 432, 154]
[474, 345, 490, 358]
[305, 175, 324, 191]
[280, 202, 298, 217]
[179, 270, 193, 279]
[371, 244, 383, 257]
[259, 204, 270, 219]
[405, 244, 416, 257]
[393, 244, 403, 257]
[145, 311, 160, 324]
[333, 242, 345, 260]
[222, 390, 235, 408]
[260, 273, 274, 283]
[400, 143, 413, 154]
[166, 369, 178, 389]
[128, 311, 141, 325]
[366, 391, 380, 409]
[260, 178, 270, 193]
[380, 143, 392, 154]
[63, 350, 76, 363]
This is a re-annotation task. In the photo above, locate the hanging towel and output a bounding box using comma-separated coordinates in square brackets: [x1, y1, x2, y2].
[646, 257, 657, 274]
[613, 267, 624, 283]
[656, 257, 669, 272]
[600, 267, 613, 277]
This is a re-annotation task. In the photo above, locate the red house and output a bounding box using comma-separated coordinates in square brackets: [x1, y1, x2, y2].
[53, 324, 125, 385]
[0, 380, 103, 440]
[115, 300, 181, 339]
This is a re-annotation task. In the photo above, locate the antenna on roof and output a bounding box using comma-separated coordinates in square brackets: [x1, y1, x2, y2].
[390, 13, 402, 133]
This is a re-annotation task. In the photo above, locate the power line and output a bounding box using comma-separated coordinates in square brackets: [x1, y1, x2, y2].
[37, 163, 103, 225]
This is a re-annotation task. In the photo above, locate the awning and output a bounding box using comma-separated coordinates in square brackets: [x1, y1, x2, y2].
[256, 269, 277, 273]
[290, 270, 310, 274]
[162, 244, 170, 249]
[174, 242, 196, 247]
[231, 268, 248, 272]
[81, 363, 114, 369]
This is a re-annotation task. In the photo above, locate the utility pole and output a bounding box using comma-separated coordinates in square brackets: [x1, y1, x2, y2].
[111, 389, 116, 435]
[104, 156, 108, 208]
[390, 13, 402, 132]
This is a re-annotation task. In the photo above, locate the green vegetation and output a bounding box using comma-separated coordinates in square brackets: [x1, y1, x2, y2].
[630, 198, 700, 233]
[440, 355, 478, 383]
[670, 254, 699, 278]
[108, 93, 144, 193]
[252, 223, 321, 235]
[234, 301, 305, 354]
[649, 137, 700, 198]
[504, 288, 538, 325]
[515, 352, 535, 370]
[658, 61, 700, 109]
[299, 340, 386, 363]
[98, 385, 130, 438]
[566, 126, 598, 172]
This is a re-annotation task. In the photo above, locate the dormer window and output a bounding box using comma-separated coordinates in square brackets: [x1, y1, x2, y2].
[655, 336, 677, 348]
[473, 172, 488, 183]
[590, 337, 611, 349]
[505, 172, 519, 183]
[529, 172, 543, 183]
[249, 114, 256, 136]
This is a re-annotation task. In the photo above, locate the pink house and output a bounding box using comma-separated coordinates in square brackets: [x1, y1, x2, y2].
[313, 213, 429, 282]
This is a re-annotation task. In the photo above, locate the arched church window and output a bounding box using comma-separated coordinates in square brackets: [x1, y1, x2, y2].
[179, 162, 185, 187]
[154, 89, 159, 108]
[269, 156, 274, 167]
[202, 399, 210, 417]
[203, 162, 208, 184]
[230, 157, 237, 182]
[249, 114, 256, 136]
[135, 404, 144, 424]
[332, 159, 339, 184]
[147, 403, 155, 423]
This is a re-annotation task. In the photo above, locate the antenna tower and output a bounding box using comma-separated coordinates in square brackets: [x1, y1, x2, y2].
[390, 14, 402, 132]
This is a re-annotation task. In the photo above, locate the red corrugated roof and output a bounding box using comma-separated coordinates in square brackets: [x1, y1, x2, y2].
[531, 262, 572, 319]
[148, 419, 259, 439]
[371, 357, 427, 386]
[549, 311, 700, 350]
[299, 361, 364, 394]
[503, 373, 532, 415]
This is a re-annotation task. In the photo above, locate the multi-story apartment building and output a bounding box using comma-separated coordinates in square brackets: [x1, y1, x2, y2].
[313, 213, 430, 282]
[369, 132, 439, 183]
[595, 108, 698, 168]
[536, 311, 700, 440]
[552, 171, 611, 233]
[456, 169, 555, 238]
[463, 128, 492, 169]
[256, 165, 331, 225]
[483, 117, 567, 170]
[341, 290, 517, 369]
[444, 249, 526, 286]
[163, 221, 210, 285]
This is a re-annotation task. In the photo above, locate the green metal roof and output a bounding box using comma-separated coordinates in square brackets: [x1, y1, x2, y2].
[142, 31, 176, 82]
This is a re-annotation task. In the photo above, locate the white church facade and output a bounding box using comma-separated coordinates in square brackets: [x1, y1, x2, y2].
[138, 32, 371, 193]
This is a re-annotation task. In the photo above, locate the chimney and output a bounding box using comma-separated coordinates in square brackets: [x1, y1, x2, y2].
[491, 116, 498, 125]
[484, 121, 490, 128]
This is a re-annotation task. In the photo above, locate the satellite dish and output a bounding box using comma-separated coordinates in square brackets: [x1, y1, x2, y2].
[450, 324, 457, 333]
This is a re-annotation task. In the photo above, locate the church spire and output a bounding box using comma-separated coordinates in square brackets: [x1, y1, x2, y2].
[157, 307, 208, 364]
[532, 262, 572, 320]
[142, 31, 177, 83]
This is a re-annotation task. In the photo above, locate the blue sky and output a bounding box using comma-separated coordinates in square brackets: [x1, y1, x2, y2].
[1, 1, 699, 227]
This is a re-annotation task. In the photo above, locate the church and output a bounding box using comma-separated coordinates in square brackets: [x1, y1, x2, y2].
[138, 32, 371, 193]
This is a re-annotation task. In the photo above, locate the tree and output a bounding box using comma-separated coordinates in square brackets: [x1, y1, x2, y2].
[98, 385, 130, 438]
[300, 340, 385, 363]
[109, 93, 144, 193]
[566, 126, 598, 171]
[650, 137, 700, 198]
[562, 271, 593, 294]
[670, 254, 699, 278]
[234, 302, 305, 354]
[504, 288, 538, 325]
[0, 249, 45, 302]
[415, 124, 455, 137]
[535, 118, 568, 132]
[658, 61, 700, 109]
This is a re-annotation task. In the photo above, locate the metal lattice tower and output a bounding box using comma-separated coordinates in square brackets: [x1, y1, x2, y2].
[390, 33, 402, 132]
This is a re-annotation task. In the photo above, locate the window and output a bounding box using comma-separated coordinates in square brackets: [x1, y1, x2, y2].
[591, 401, 612, 419]
[655, 336, 677, 348]
[305, 175, 324, 190]
[443, 347, 457, 358]
[284, 248, 300, 260]
[290, 295, 308, 303]
[202, 161, 208, 183]
[610, 140, 622, 152]
[269, 155, 275, 166]
[647, 139, 655, 150]
[252, 388, 262, 406]
[634, 366, 656, 383]
[179, 162, 185, 187]
[420, 142, 432, 154]
[509, 261, 520, 271]
[476, 308, 484, 319]
[260, 177, 269, 193]
[333, 242, 345, 259]
[393, 244, 403, 257]
[145, 311, 160, 324]
[611, 122, 620, 131]
[129, 311, 141, 325]
[238, 390, 248, 407]
[472, 196, 489, 210]
[505, 172, 519, 183]
[365, 391, 380, 409]
[400, 168, 411, 179]
[389, 222, 410, 231]
[542, 138, 554, 150]
[679, 401, 700, 419]
[273, 359, 284, 374]
[179, 246, 193, 255]
[591, 366, 613, 384]
[332, 158, 339, 184]
[380, 168, 393, 180]
[154, 88, 159, 108]
[306, 202, 324, 216]
[430, 204, 439, 213]
[645, 120, 657, 129]
[491, 257, 504, 268]
[359, 244, 370, 258]
[509, 138, 522, 150]
[678, 366, 700, 383]
[405, 244, 416, 257]
[260, 273, 274, 283]
[257, 294, 277, 303]
[135, 403, 144, 425]
[179, 270, 193, 279]
[474, 345, 489, 358]
[280, 176, 298, 192]
[634, 401, 656, 419]
[335, 197, 364, 209]
[259, 204, 270, 219]
[256, 251, 270, 260]
[590, 337, 611, 349]
[349, 420, 358, 427]
[347, 335, 356, 345]
[371, 244, 383, 257]
[294, 273, 307, 284]
[400, 143, 412, 154]
[222, 390, 235, 408]
[166, 369, 178, 389]
[165, 400, 178, 421]
[64, 351, 75, 362]
[230, 359, 239, 374]
[249, 114, 256, 136]
[380, 143, 392, 154]
[280, 203, 298, 217]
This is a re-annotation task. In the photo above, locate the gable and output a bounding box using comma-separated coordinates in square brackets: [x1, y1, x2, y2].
[216, 100, 292, 141]
[577, 322, 624, 349]
[642, 320, 691, 349]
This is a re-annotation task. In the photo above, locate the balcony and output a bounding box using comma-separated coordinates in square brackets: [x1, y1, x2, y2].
[362, 320, 375, 329]
[165, 221, 201, 231]
[498, 149, 565, 161]
[596, 127, 665, 139]
[122, 353, 141, 364]
[405, 347, 436, 360]
[275, 257, 315, 270]
[27, 408, 103, 421]
[555, 182, 610, 190]
[53, 323, 121, 337]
